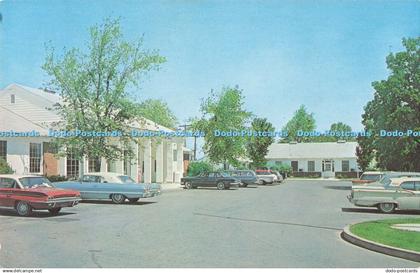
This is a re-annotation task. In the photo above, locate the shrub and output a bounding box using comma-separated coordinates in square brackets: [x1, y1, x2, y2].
[0, 157, 13, 174]
[46, 175, 68, 182]
[187, 161, 214, 177]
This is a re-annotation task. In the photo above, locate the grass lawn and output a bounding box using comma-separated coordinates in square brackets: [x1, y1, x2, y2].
[350, 218, 420, 252]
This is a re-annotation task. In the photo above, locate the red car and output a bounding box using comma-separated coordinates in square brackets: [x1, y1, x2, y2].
[0, 175, 81, 216]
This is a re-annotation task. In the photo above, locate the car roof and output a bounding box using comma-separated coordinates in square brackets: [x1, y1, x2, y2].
[85, 172, 126, 176]
[362, 171, 384, 175]
[0, 174, 43, 179]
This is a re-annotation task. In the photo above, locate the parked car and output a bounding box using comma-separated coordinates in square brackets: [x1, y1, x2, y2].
[352, 171, 384, 185]
[0, 175, 81, 216]
[55, 175, 161, 204]
[181, 172, 240, 190]
[80, 172, 162, 196]
[255, 170, 277, 185]
[228, 170, 258, 187]
[269, 170, 284, 183]
[348, 177, 420, 213]
[357, 172, 420, 188]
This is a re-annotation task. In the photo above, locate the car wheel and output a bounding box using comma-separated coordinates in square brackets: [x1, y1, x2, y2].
[378, 203, 396, 213]
[185, 181, 193, 189]
[260, 180, 266, 185]
[111, 194, 126, 204]
[48, 208, 62, 215]
[16, 201, 32, 217]
[128, 198, 140, 203]
[217, 182, 225, 190]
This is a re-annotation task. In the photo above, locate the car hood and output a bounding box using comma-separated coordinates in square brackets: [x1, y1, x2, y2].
[26, 187, 80, 198]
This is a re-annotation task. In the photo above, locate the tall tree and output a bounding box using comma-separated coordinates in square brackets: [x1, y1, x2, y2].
[246, 118, 275, 167]
[192, 86, 251, 168]
[135, 99, 177, 129]
[281, 105, 316, 142]
[43, 18, 166, 166]
[359, 37, 420, 171]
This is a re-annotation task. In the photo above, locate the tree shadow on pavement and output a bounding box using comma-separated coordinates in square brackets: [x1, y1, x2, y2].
[80, 200, 157, 206]
[342, 207, 420, 215]
[0, 209, 76, 218]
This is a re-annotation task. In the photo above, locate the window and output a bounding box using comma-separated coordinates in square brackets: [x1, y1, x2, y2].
[173, 149, 178, 161]
[88, 157, 101, 172]
[81, 175, 101, 183]
[415, 182, 420, 191]
[10, 94, 15, 104]
[0, 178, 16, 188]
[275, 161, 282, 165]
[66, 153, 79, 178]
[107, 160, 116, 172]
[29, 143, 41, 173]
[400, 182, 415, 191]
[0, 141, 6, 161]
[291, 161, 298, 172]
[308, 161, 315, 172]
[342, 160, 350, 172]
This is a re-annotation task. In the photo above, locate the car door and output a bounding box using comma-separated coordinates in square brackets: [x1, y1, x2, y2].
[203, 173, 216, 187]
[396, 181, 419, 210]
[0, 178, 17, 207]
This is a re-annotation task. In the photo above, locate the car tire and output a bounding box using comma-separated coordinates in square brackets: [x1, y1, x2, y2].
[242, 183, 248, 188]
[128, 198, 140, 203]
[111, 194, 126, 204]
[185, 181, 193, 189]
[378, 203, 396, 213]
[260, 180, 266, 185]
[217, 182, 225, 190]
[16, 201, 32, 217]
[48, 208, 62, 215]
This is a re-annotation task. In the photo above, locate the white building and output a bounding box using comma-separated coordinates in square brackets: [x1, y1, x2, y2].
[0, 83, 185, 183]
[266, 141, 360, 178]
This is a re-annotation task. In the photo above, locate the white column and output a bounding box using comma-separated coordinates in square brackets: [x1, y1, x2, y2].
[143, 139, 152, 183]
[130, 142, 139, 181]
[100, 158, 107, 172]
[165, 141, 174, 183]
[176, 141, 184, 182]
[155, 141, 164, 183]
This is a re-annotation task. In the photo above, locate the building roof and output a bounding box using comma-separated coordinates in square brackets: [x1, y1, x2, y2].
[267, 142, 358, 159]
[0, 83, 175, 134]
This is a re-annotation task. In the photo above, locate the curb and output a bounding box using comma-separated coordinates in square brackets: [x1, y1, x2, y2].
[341, 225, 420, 262]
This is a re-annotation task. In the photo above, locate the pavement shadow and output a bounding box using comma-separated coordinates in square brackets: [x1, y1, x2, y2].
[0, 209, 76, 218]
[185, 187, 239, 191]
[342, 207, 420, 215]
[80, 200, 157, 206]
[325, 185, 352, 190]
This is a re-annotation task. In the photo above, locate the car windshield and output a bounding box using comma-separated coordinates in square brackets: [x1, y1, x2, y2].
[118, 175, 135, 183]
[19, 177, 54, 189]
[360, 174, 382, 181]
[256, 171, 271, 175]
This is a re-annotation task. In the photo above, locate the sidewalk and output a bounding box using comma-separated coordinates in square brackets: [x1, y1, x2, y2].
[159, 183, 183, 192]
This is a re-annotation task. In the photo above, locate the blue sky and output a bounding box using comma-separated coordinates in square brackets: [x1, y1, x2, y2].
[0, 0, 419, 134]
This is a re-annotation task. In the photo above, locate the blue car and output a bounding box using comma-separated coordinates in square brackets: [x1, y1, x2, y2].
[55, 173, 161, 204]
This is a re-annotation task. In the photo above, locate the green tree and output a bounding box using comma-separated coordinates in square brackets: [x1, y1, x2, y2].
[192, 86, 251, 169]
[316, 122, 355, 142]
[360, 37, 420, 171]
[281, 105, 316, 142]
[246, 117, 275, 167]
[135, 99, 177, 129]
[187, 161, 214, 176]
[42, 18, 165, 167]
[0, 157, 13, 174]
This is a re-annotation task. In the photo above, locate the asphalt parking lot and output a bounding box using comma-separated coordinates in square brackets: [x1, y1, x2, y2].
[0, 179, 419, 268]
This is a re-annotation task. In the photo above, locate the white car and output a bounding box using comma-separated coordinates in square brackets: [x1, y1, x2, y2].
[255, 170, 277, 185]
